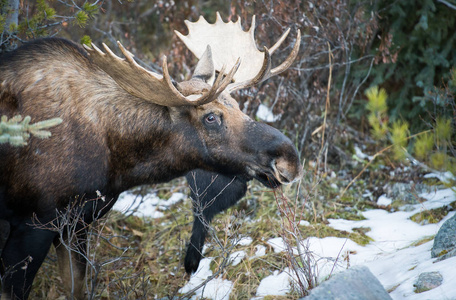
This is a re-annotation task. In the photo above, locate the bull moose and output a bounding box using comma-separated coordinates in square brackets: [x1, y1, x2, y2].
[0, 13, 301, 299]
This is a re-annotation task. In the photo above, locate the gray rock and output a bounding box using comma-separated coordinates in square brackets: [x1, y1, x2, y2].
[431, 213, 456, 258]
[302, 266, 392, 300]
[413, 271, 443, 293]
[435, 248, 456, 262]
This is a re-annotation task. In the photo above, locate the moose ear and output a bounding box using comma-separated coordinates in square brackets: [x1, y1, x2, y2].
[192, 45, 215, 85]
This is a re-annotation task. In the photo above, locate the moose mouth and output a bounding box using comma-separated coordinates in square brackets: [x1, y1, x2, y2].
[254, 172, 282, 189]
[247, 159, 299, 189]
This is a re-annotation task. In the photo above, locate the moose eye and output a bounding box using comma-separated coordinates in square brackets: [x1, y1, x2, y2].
[205, 113, 217, 124]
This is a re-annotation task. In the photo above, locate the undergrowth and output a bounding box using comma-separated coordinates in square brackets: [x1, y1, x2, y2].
[25, 157, 453, 299]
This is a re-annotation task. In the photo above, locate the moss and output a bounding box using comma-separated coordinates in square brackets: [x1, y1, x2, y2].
[326, 211, 366, 221]
[301, 224, 373, 246]
[437, 249, 449, 257]
[410, 202, 456, 224]
[410, 236, 435, 247]
[339, 195, 357, 203]
[388, 284, 401, 293]
[350, 227, 374, 245]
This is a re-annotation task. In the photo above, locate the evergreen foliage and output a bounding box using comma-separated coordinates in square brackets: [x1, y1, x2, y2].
[414, 132, 434, 160]
[367, 0, 456, 129]
[390, 120, 409, 161]
[0, 115, 62, 146]
[80, 34, 92, 46]
[365, 86, 388, 140]
[0, 0, 99, 52]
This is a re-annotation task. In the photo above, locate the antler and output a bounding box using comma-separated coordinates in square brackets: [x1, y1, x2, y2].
[83, 42, 239, 107]
[175, 12, 301, 93]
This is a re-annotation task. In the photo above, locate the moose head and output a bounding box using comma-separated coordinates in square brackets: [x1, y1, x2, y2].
[83, 12, 302, 187]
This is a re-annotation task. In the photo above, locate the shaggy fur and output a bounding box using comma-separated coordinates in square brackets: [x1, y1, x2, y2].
[0, 38, 300, 299]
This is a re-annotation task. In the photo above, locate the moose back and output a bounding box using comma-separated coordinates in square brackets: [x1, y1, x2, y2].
[0, 13, 301, 299]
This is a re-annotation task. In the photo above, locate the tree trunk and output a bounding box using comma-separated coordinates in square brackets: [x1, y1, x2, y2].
[4, 0, 19, 32]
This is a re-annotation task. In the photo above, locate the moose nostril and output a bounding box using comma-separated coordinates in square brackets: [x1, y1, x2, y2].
[274, 157, 302, 184]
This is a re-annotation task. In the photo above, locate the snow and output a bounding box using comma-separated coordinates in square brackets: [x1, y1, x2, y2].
[256, 104, 281, 122]
[296, 188, 456, 300]
[114, 181, 456, 299]
[267, 237, 287, 253]
[112, 191, 186, 218]
[424, 171, 455, 184]
[179, 258, 234, 300]
[255, 269, 291, 297]
[377, 194, 392, 206]
[238, 236, 253, 246]
[251, 245, 267, 259]
[299, 220, 310, 226]
[229, 250, 246, 266]
[354, 145, 375, 161]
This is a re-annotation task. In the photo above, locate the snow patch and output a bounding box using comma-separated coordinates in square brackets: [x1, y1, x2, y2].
[377, 194, 392, 206]
[354, 145, 374, 161]
[238, 236, 253, 246]
[424, 171, 455, 184]
[267, 237, 287, 253]
[299, 220, 310, 226]
[180, 258, 233, 300]
[229, 250, 246, 266]
[256, 104, 281, 122]
[251, 245, 267, 259]
[113, 191, 186, 218]
[255, 269, 291, 297]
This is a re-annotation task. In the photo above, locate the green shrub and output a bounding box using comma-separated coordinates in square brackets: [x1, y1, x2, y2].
[365, 84, 455, 176]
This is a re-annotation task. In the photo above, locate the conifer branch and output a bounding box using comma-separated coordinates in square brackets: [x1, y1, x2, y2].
[0, 115, 63, 146]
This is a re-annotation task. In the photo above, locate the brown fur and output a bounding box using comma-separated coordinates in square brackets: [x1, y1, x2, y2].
[0, 38, 300, 299]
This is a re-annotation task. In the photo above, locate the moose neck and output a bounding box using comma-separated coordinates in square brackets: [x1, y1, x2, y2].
[104, 98, 203, 194]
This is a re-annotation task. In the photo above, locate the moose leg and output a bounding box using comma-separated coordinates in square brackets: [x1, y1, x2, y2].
[0, 220, 56, 300]
[185, 170, 247, 274]
[54, 229, 87, 300]
[0, 219, 10, 256]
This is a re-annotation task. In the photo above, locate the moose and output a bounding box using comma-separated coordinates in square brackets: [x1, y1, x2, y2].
[0, 13, 301, 299]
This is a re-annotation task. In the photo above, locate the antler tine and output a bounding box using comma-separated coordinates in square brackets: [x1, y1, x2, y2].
[116, 41, 138, 66]
[211, 58, 241, 99]
[85, 41, 232, 107]
[270, 29, 301, 77]
[185, 59, 241, 106]
[190, 66, 227, 105]
[269, 28, 291, 55]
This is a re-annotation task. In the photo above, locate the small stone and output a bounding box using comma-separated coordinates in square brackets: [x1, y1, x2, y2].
[413, 271, 443, 293]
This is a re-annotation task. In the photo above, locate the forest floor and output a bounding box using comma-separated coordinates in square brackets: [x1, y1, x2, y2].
[32, 152, 456, 300]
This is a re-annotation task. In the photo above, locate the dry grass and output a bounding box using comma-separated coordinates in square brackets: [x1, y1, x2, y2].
[26, 162, 440, 299]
